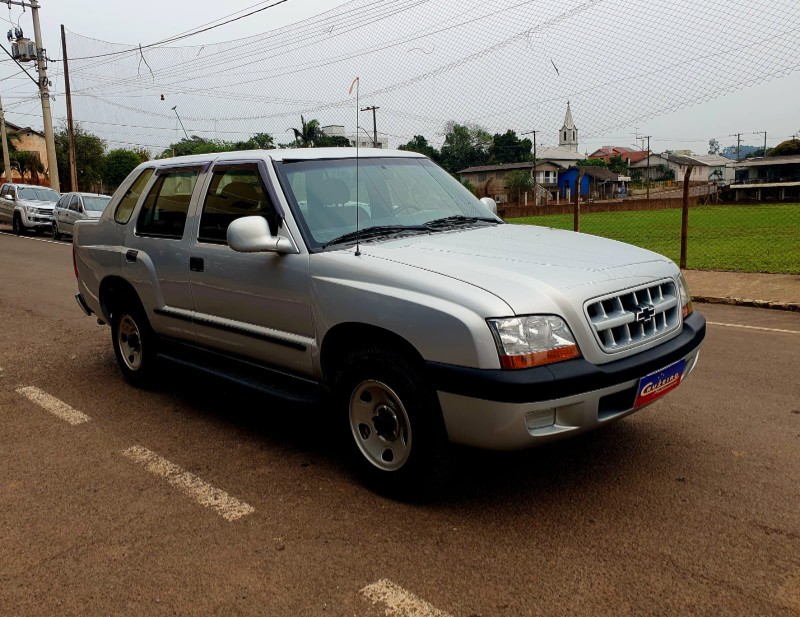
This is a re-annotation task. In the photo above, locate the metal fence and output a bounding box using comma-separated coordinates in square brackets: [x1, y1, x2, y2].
[502, 184, 800, 274]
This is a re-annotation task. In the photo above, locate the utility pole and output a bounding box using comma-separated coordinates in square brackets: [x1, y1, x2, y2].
[642, 135, 651, 205]
[60, 25, 77, 192]
[729, 133, 743, 162]
[754, 131, 767, 158]
[4, 0, 61, 190]
[522, 130, 539, 206]
[29, 0, 60, 192]
[0, 95, 12, 181]
[360, 106, 379, 148]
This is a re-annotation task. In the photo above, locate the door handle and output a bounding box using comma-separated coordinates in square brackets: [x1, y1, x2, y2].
[189, 257, 204, 272]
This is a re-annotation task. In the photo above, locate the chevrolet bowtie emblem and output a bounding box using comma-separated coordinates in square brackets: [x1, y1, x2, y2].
[634, 304, 656, 324]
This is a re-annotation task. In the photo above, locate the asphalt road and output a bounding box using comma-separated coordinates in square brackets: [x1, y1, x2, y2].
[1, 229, 798, 617]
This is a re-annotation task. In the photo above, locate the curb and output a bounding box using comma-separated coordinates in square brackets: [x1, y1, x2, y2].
[693, 295, 800, 313]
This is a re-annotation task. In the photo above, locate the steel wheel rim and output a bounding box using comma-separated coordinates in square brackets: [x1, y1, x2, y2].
[117, 315, 143, 371]
[349, 380, 412, 471]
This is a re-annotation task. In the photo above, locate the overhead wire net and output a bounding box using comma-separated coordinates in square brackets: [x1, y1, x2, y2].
[10, 0, 795, 273]
[60, 0, 800, 154]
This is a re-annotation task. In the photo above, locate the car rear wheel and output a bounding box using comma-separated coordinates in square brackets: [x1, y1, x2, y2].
[111, 295, 158, 387]
[335, 347, 451, 494]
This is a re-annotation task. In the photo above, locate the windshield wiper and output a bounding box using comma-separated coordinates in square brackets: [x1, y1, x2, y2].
[322, 225, 427, 248]
[423, 215, 499, 230]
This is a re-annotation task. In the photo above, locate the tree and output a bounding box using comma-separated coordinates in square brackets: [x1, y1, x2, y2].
[54, 123, 106, 191]
[488, 130, 532, 164]
[12, 150, 44, 183]
[439, 122, 491, 173]
[607, 155, 628, 174]
[398, 135, 439, 161]
[103, 149, 143, 189]
[770, 138, 800, 157]
[708, 138, 720, 155]
[577, 157, 608, 168]
[289, 116, 322, 147]
[505, 169, 532, 204]
[160, 136, 222, 158]
[315, 134, 351, 148]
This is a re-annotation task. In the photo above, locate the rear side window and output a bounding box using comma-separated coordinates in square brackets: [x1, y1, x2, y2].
[198, 165, 277, 244]
[136, 170, 200, 239]
[115, 168, 154, 224]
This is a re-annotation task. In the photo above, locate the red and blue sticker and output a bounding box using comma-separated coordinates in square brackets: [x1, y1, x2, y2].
[635, 359, 686, 408]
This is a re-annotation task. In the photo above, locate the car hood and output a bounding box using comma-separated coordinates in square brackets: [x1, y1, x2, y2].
[361, 223, 677, 314]
[19, 199, 55, 209]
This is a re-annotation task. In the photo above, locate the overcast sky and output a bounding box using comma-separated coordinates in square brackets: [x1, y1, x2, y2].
[2, 0, 798, 155]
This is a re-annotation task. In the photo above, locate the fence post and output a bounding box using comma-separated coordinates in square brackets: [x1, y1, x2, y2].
[680, 164, 694, 269]
[573, 170, 584, 232]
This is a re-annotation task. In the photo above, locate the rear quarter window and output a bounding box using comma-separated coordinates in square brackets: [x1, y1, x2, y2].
[114, 168, 155, 224]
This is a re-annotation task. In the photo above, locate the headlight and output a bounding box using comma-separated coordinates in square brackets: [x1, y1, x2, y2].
[26, 206, 37, 214]
[678, 273, 693, 318]
[487, 315, 580, 369]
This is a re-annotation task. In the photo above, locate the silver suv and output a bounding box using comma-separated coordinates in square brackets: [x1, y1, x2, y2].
[73, 149, 705, 488]
[0, 182, 60, 234]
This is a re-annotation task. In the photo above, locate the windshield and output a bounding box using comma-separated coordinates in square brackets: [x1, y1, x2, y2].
[18, 187, 59, 202]
[275, 157, 497, 248]
[83, 196, 111, 212]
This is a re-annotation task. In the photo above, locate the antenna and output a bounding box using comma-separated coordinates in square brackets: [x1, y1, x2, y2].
[349, 76, 361, 256]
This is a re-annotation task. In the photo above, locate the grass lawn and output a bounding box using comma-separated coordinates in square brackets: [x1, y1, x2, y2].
[508, 204, 800, 274]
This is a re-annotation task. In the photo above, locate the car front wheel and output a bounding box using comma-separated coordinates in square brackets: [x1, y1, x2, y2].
[52, 222, 61, 240]
[336, 346, 451, 494]
[12, 213, 25, 235]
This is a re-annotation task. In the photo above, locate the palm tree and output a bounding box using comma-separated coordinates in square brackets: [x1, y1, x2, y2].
[12, 150, 44, 183]
[289, 115, 322, 147]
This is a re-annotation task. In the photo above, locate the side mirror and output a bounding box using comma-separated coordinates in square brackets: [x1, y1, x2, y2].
[480, 197, 497, 215]
[227, 215, 295, 254]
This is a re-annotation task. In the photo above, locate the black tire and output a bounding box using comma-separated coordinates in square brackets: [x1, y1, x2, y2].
[12, 213, 25, 235]
[335, 346, 451, 495]
[52, 223, 61, 240]
[111, 293, 158, 388]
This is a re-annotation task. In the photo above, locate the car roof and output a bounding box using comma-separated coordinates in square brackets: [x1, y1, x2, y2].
[7, 183, 56, 189]
[146, 147, 426, 168]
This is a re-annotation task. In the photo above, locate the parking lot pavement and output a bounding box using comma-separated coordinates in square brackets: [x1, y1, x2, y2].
[1, 231, 799, 616]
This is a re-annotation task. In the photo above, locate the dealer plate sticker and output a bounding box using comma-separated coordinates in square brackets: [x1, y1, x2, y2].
[635, 359, 686, 408]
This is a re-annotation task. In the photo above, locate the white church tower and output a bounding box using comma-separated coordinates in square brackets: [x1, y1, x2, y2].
[559, 101, 578, 152]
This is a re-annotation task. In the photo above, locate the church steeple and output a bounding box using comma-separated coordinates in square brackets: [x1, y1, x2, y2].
[559, 101, 578, 152]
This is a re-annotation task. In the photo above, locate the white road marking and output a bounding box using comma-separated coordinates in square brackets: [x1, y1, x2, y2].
[360, 579, 452, 617]
[707, 321, 800, 335]
[122, 445, 254, 522]
[16, 386, 90, 425]
[0, 230, 67, 245]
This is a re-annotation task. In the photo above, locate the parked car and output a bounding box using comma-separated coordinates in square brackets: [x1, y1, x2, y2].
[73, 149, 705, 490]
[52, 192, 111, 240]
[0, 183, 60, 235]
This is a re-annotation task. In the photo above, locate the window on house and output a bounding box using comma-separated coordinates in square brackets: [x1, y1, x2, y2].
[477, 173, 486, 182]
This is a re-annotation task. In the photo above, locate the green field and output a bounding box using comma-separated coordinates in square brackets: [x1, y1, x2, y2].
[508, 204, 800, 274]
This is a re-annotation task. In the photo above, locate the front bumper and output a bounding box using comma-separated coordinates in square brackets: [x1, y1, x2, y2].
[20, 210, 53, 228]
[430, 312, 706, 450]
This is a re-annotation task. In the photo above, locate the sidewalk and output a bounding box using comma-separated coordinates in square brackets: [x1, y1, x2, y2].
[683, 270, 800, 312]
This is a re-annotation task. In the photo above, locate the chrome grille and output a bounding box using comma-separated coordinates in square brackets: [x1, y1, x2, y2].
[585, 281, 680, 353]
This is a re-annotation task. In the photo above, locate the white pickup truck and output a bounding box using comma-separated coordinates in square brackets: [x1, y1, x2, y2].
[73, 148, 705, 489]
